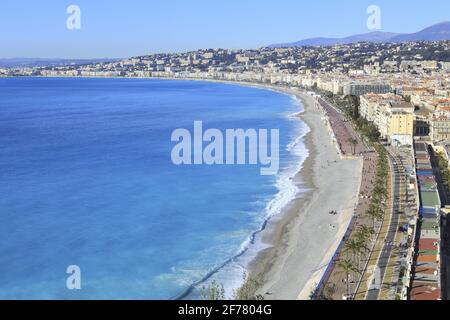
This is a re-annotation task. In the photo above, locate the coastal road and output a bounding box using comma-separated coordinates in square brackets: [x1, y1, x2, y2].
[366, 150, 405, 300]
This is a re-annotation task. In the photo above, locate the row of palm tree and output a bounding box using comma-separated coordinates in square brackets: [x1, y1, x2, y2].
[336, 145, 389, 299]
[368, 145, 389, 228]
[338, 224, 375, 299]
[336, 259, 358, 299]
[346, 233, 369, 269]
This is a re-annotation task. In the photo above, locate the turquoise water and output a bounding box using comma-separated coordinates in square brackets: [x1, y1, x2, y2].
[0, 77, 309, 299]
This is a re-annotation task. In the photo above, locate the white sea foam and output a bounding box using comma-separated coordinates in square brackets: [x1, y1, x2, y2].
[198, 95, 313, 299]
[264, 97, 310, 220]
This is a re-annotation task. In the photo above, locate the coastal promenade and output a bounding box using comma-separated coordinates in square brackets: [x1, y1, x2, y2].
[313, 98, 380, 300]
[317, 98, 366, 157]
[312, 102, 412, 300]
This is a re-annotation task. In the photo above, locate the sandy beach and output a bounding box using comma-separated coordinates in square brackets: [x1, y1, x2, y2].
[238, 86, 364, 300]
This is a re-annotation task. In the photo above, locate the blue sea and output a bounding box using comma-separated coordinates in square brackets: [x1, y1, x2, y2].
[0, 77, 309, 299]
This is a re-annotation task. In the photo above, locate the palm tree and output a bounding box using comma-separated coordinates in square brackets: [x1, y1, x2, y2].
[348, 138, 358, 155]
[372, 184, 387, 205]
[366, 204, 382, 229]
[345, 238, 369, 271]
[344, 239, 361, 263]
[373, 183, 386, 196]
[355, 225, 373, 257]
[356, 225, 374, 243]
[337, 259, 358, 299]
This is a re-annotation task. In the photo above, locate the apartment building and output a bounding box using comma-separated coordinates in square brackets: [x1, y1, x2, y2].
[343, 82, 391, 96]
[378, 102, 415, 146]
[430, 108, 450, 143]
[360, 93, 404, 122]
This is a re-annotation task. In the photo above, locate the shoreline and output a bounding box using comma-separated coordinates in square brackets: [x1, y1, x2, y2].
[228, 84, 363, 300]
[189, 79, 363, 300]
[5, 76, 363, 300]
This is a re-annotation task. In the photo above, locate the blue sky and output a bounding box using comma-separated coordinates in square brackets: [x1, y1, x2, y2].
[0, 0, 449, 59]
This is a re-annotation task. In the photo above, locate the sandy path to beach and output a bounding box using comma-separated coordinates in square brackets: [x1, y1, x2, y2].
[247, 90, 363, 300]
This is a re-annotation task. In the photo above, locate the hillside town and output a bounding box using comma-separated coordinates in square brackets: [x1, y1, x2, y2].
[2, 41, 449, 153]
[2, 40, 450, 300]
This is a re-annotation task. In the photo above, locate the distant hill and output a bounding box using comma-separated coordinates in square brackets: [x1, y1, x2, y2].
[0, 58, 119, 68]
[269, 22, 450, 48]
[390, 21, 450, 42]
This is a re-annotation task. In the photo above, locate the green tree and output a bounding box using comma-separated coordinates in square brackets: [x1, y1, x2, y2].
[356, 225, 374, 243]
[344, 238, 369, 271]
[366, 204, 382, 229]
[348, 138, 358, 155]
[337, 259, 358, 299]
[200, 281, 226, 300]
[233, 275, 264, 301]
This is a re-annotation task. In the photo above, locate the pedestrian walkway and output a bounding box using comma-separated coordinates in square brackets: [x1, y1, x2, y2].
[317, 98, 365, 158]
[313, 98, 380, 300]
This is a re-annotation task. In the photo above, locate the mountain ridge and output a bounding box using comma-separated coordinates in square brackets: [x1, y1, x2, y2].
[269, 22, 450, 48]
